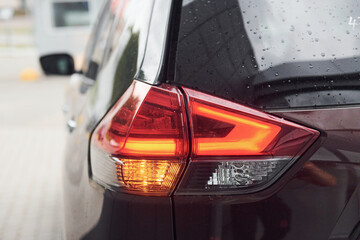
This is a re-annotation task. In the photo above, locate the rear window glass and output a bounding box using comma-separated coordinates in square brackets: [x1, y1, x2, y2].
[174, 0, 360, 109]
[53, 1, 90, 27]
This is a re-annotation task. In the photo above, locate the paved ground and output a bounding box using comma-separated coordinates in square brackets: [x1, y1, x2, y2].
[0, 16, 67, 240]
[0, 62, 67, 240]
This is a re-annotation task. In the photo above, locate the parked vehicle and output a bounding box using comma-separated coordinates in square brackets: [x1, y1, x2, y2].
[58, 0, 360, 239]
[34, 0, 103, 74]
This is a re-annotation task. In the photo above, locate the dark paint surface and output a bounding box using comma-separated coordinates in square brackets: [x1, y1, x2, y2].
[174, 0, 360, 109]
[63, 0, 176, 239]
[63, 0, 360, 239]
[174, 107, 360, 240]
[171, 2, 360, 237]
[83, 192, 174, 240]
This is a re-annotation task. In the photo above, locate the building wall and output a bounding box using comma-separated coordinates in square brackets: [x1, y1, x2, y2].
[0, 0, 21, 9]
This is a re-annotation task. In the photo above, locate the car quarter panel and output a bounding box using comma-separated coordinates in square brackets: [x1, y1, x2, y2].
[63, 0, 175, 239]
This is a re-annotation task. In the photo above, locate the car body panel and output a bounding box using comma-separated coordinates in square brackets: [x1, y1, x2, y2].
[173, 107, 360, 240]
[62, 0, 360, 239]
[170, 1, 360, 238]
[62, 0, 175, 239]
[173, 0, 360, 110]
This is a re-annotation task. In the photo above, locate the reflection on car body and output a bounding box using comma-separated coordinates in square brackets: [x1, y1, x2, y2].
[59, 0, 360, 239]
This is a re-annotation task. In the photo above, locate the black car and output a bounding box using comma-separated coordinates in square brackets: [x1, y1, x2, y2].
[55, 0, 360, 239]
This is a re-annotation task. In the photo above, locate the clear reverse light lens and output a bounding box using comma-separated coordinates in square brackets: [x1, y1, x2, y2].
[206, 159, 289, 188]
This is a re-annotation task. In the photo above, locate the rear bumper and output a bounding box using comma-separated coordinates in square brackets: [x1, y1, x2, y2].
[81, 191, 174, 240]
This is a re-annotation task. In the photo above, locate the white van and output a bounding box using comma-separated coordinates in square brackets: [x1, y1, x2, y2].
[34, 0, 103, 73]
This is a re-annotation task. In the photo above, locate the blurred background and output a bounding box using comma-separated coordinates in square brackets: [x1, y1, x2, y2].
[0, 0, 101, 239]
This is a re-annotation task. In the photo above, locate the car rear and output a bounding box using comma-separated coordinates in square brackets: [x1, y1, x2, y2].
[63, 0, 360, 239]
[169, 0, 360, 239]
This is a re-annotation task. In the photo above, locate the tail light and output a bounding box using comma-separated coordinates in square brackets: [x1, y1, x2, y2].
[175, 88, 319, 194]
[90, 80, 319, 196]
[90, 81, 188, 196]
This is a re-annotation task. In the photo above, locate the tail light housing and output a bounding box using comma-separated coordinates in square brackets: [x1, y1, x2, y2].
[90, 81, 188, 196]
[90, 80, 319, 196]
[176, 88, 319, 194]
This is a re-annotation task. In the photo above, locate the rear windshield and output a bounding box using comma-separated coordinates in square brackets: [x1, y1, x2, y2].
[174, 0, 360, 109]
[53, 1, 90, 28]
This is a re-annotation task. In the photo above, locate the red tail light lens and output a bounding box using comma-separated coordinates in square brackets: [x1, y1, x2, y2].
[175, 88, 319, 194]
[191, 100, 281, 156]
[90, 81, 319, 196]
[90, 81, 188, 196]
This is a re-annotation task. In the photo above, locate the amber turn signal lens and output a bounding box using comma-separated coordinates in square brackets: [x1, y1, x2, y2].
[116, 160, 183, 193]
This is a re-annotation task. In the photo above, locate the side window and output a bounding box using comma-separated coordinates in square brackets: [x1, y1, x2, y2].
[82, 0, 118, 80]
